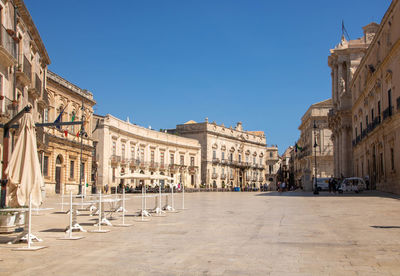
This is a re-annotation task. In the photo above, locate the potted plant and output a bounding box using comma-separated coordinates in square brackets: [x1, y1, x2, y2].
[0, 209, 17, 233]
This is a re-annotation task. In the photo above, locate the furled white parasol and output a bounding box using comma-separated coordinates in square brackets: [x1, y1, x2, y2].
[5, 112, 43, 208]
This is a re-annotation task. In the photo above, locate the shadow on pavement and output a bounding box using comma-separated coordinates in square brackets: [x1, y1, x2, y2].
[371, 225, 400, 229]
[256, 190, 400, 200]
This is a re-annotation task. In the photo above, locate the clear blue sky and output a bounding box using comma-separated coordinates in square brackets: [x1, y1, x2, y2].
[25, 0, 391, 154]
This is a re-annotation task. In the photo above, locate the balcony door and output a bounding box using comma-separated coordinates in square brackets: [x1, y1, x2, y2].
[55, 155, 63, 194]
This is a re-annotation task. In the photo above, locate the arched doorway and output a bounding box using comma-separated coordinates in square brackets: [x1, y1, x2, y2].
[55, 155, 63, 194]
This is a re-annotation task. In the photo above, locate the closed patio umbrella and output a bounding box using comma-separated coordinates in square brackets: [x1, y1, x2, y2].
[5, 112, 43, 208]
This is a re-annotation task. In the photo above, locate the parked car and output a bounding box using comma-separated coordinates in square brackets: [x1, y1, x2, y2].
[337, 177, 366, 193]
[315, 177, 330, 191]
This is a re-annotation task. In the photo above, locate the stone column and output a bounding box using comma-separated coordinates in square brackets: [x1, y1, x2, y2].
[333, 65, 338, 102]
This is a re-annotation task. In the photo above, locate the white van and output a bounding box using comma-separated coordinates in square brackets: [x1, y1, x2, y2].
[338, 177, 366, 193]
[316, 177, 330, 191]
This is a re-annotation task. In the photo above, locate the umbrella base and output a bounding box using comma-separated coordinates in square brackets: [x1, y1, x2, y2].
[19, 233, 42, 243]
[13, 245, 47, 251]
[88, 229, 110, 233]
[66, 223, 87, 233]
[94, 217, 112, 227]
[114, 223, 132, 227]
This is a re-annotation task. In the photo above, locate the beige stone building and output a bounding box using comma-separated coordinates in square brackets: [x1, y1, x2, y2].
[351, 0, 400, 194]
[295, 99, 334, 191]
[0, 0, 50, 185]
[328, 23, 379, 178]
[280, 146, 293, 188]
[171, 119, 266, 190]
[40, 71, 96, 195]
[265, 145, 280, 190]
[92, 115, 201, 192]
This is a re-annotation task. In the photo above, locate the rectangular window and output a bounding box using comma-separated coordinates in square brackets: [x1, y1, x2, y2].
[371, 108, 374, 120]
[269, 165, 272, 174]
[44, 108, 49, 123]
[112, 168, 116, 182]
[269, 152, 273, 158]
[259, 157, 263, 165]
[229, 153, 233, 162]
[121, 144, 126, 159]
[140, 148, 144, 161]
[180, 155, 184, 165]
[151, 150, 155, 163]
[190, 156, 194, 166]
[221, 151, 225, 160]
[112, 141, 116, 156]
[70, 160, 74, 179]
[43, 156, 49, 177]
[213, 150, 216, 159]
[170, 153, 174, 165]
[253, 156, 256, 164]
[391, 148, 394, 171]
[160, 152, 165, 165]
[131, 146, 135, 159]
[238, 154, 241, 162]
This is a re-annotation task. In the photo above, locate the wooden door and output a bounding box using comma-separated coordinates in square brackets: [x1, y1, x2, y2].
[55, 166, 61, 194]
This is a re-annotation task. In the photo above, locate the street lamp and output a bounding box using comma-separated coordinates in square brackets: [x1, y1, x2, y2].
[313, 120, 319, 195]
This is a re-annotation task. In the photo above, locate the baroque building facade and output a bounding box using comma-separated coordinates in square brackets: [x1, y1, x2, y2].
[92, 115, 201, 192]
[351, 0, 400, 194]
[40, 71, 95, 195]
[171, 119, 266, 190]
[0, 0, 50, 186]
[265, 145, 280, 190]
[328, 23, 379, 179]
[295, 99, 334, 191]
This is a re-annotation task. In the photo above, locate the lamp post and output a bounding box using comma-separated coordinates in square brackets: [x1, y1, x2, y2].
[313, 120, 319, 195]
[78, 99, 86, 195]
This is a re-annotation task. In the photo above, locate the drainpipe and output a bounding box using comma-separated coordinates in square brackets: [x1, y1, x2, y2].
[1, 2, 19, 207]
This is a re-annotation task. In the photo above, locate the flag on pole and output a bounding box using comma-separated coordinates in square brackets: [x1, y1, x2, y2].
[54, 104, 68, 129]
[295, 143, 303, 152]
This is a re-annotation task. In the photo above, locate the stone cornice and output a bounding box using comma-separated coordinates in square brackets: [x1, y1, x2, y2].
[14, 0, 51, 65]
[47, 71, 96, 105]
[99, 122, 201, 151]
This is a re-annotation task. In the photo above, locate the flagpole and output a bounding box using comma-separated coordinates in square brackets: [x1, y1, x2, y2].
[79, 98, 84, 195]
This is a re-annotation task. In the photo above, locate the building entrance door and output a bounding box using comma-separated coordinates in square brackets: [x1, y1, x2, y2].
[55, 167, 61, 194]
[55, 155, 63, 194]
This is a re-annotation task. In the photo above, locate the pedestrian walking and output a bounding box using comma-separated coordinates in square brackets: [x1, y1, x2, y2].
[329, 176, 334, 193]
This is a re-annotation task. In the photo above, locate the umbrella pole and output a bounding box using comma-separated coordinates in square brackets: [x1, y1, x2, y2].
[99, 190, 102, 230]
[27, 194, 32, 249]
[14, 193, 46, 251]
[122, 188, 125, 224]
[159, 183, 161, 214]
[61, 190, 64, 212]
[141, 186, 144, 221]
[182, 183, 185, 210]
[88, 190, 110, 233]
[69, 191, 72, 238]
[144, 184, 147, 211]
[172, 185, 174, 210]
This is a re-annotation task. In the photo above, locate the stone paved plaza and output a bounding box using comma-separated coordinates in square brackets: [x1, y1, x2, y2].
[0, 191, 399, 275]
